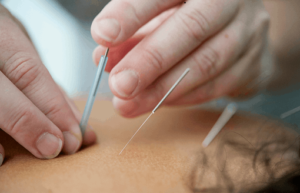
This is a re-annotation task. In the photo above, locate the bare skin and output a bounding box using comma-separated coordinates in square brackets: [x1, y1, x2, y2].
[1, 0, 300, 163]
[0, 100, 298, 192]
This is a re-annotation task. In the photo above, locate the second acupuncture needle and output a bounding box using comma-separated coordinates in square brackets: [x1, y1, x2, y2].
[119, 68, 190, 155]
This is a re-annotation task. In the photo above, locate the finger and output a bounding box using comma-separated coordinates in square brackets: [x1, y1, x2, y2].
[93, 7, 179, 72]
[111, 11, 253, 117]
[112, 47, 258, 117]
[108, 0, 239, 99]
[0, 143, 4, 166]
[169, 41, 265, 105]
[0, 72, 63, 159]
[169, 1, 270, 103]
[58, 87, 97, 146]
[93, 35, 144, 73]
[0, 13, 82, 154]
[91, 0, 183, 46]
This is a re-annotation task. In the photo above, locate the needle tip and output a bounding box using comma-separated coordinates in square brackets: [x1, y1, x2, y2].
[119, 147, 126, 155]
[105, 48, 109, 57]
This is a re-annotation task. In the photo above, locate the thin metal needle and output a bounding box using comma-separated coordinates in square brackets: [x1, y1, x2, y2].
[119, 112, 153, 155]
[104, 48, 109, 57]
[119, 68, 190, 155]
[153, 68, 190, 113]
[280, 105, 300, 119]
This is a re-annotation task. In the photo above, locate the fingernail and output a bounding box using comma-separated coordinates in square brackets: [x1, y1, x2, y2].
[111, 70, 139, 97]
[95, 18, 120, 42]
[62, 131, 81, 154]
[36, 133, 62, 159]
[0, 154, 3, 166]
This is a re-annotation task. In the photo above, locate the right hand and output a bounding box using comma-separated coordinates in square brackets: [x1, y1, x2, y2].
[91, 0, 272, 118]
[0, 4, 96, 165]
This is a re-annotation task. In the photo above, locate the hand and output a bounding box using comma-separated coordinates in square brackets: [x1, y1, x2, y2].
[0, 4, 96, 165]
[91, 0, 273, 118]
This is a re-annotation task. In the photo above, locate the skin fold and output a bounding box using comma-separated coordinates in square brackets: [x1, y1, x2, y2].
[0, 100, 298, 193]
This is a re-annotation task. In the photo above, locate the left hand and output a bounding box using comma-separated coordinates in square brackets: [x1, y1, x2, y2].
[0, 4, 96, 163]
[91, 0, 273, 118]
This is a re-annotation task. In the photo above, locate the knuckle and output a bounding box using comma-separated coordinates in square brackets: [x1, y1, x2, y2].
[44, 97, 66, 119]
[176, 9, 210, 42]
[142, 47, 164, 72]
[193, 47, 219, 79]
[4, 52, 41, 90]
[8, 106, 36, 136]
[121, 1, 142, 27]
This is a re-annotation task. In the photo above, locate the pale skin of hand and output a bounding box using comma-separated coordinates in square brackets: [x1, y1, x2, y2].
[91, 0, 272, 118]
[0, 5, 96, 164]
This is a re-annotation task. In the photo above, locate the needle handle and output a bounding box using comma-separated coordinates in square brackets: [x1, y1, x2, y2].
[152, 68, 190, 113]
[79, 48, 109, 135]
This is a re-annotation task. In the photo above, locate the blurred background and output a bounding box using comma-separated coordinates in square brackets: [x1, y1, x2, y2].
[2, 0, 300, 131]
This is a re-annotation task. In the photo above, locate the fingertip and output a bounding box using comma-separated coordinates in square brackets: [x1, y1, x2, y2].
[112, 97, 139, 118]
[93, 46, 106, 65]
[109, 70, 140, 99]
[61, 126, 82, 155]
[82, 125, 97, 146]
[57, 88, 83, 150]
[93, 46, 116, 72]
[92, 47, 100, 66]
[36, 132, 63, 159]
[91, 18, 121, 47]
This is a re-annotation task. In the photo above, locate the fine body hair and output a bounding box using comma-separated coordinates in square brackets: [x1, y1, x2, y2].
[189, 119, 300, 193]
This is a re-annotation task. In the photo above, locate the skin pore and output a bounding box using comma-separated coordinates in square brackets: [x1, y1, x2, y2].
[0, 100, 299, 193]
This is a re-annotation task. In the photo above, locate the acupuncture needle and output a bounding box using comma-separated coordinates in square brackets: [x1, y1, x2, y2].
[202, 103, 238, 147]
[79, 48, 109, 135]
[119, 68, 190, 155]
[280, 105, 300, 119]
